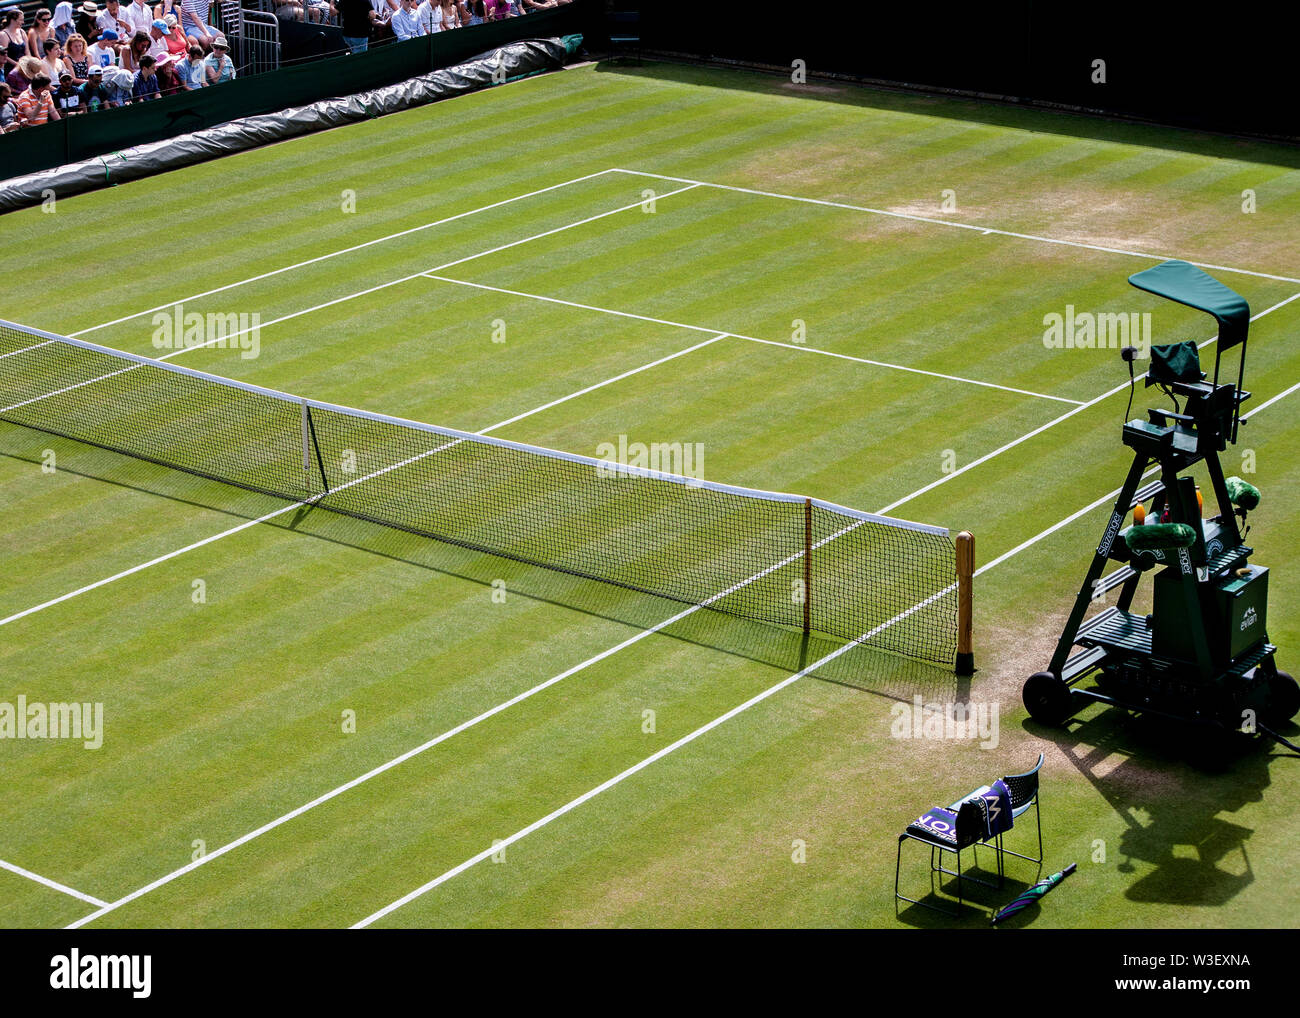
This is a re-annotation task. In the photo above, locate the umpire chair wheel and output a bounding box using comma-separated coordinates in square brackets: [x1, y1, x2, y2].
[1024, 671, 1073, 726]
[1265, 670, 1300, 725]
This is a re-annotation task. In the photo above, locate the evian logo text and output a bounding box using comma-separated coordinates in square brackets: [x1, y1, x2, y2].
[1241, 606, 1258, 632]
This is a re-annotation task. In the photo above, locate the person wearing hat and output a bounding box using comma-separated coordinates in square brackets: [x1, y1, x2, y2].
[6, 55, 42, 93]
[160, 12, 188, 61]
[51, 2, 76, 45]
[74, 2, 102, 43]
[79, 60, 110, 107]
[51, 67, 82, 112]
[202, 34, 233, 83]
[101, 61, 132, 103]
[86, 28, 118, 67]
[146, 18, 169, 62]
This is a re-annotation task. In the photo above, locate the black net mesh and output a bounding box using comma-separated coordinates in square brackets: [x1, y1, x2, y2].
[0, 324, 958, 664]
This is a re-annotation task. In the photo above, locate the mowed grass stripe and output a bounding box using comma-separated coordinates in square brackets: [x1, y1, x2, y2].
[83, 172, 655, 356]
[0, 498, 682, 908]
[156, 268, 714, 432]
[80, 625, 799, 927]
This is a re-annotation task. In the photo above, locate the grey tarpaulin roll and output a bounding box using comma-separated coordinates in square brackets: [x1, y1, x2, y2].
[0, 36, 575, 214]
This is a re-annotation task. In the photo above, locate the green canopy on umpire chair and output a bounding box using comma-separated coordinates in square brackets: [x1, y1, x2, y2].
[1128, 259, 1251, 351]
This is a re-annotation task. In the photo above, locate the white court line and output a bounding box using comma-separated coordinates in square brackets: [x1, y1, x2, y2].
[0, 339, 54, 361]
[65, 440, 865, 930]
[422, 274, 1081, 404]
[67, 169, 620, 338]
[611, 168, 1300, 286]
[1, 184, 704, 419]
[0, 857, 108, 908]
[1243, 380, 1300, 420]
[352, 377, 1300, 928]
[0, 331, 724, 632]
[876, 290, 1300, 514]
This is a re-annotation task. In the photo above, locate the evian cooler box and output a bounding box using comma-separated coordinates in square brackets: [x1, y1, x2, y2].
[1153, 564, 1268, 665]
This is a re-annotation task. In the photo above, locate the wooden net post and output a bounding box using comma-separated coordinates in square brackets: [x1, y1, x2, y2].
[955, 531, 975, 675]
[803, 498, 812, 636]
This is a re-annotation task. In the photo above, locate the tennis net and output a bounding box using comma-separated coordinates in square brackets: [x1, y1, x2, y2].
[0, 320, 961, 665]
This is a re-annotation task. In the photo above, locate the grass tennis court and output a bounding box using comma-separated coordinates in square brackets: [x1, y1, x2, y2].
[2, 59, 1299, 929]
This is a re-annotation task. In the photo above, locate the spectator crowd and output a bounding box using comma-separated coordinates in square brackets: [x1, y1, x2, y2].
[1, 0, 234, 127]
[330, 0, 571, 55]
[0, 0, 569, 129]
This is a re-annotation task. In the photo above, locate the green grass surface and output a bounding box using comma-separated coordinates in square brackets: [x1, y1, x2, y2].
[1, 59, 1298, 928]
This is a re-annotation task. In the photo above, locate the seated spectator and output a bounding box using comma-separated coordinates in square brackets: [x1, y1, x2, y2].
[7, 56, 43, 94]
[155, 51, 181, 93]
[414, 0, 442, 32]
[121, 29, 149, 71]
[303, 0, 332, 23]
[64, 33, 90, 84]
[461, 0, 485, 26]
[87, 28, 118, 67]
[102, 62, 133, 103]
[122, 0, 154, 37]
[180, 0, 218, 49]
[79, 62, 111, 107]
[52, 69, 83, 112]
[482, 0, 509, 19]
[52, 2, 78, 44]
[15, 72, 61, 126]
[0, 81, 18, 132]
[146, 18, 170, 61]
[97, 0, 133, 39]
[390, 0, 422, 39]
[202, 34, 233, 81]
[154, 0, 184, 26]
[441, 0, 460, 28]
[175, 42, 203, 88]
[41, 38, 67, 84]
[131, 51, 158, 98]
[74, 2, 102, 43]
[0, 9, 27, 84]
[27, 8, 55, 59]
[368, 0, 395, 40]
[160, 14, 188, 60]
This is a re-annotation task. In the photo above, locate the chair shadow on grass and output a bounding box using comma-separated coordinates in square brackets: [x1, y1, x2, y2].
[2, 429, 962, 705]
[1021, 704, 1283, 909]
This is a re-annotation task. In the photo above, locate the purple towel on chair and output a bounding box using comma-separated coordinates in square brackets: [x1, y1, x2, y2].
[908, 806, 960, 845]
[981, 779, 1013, 837]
